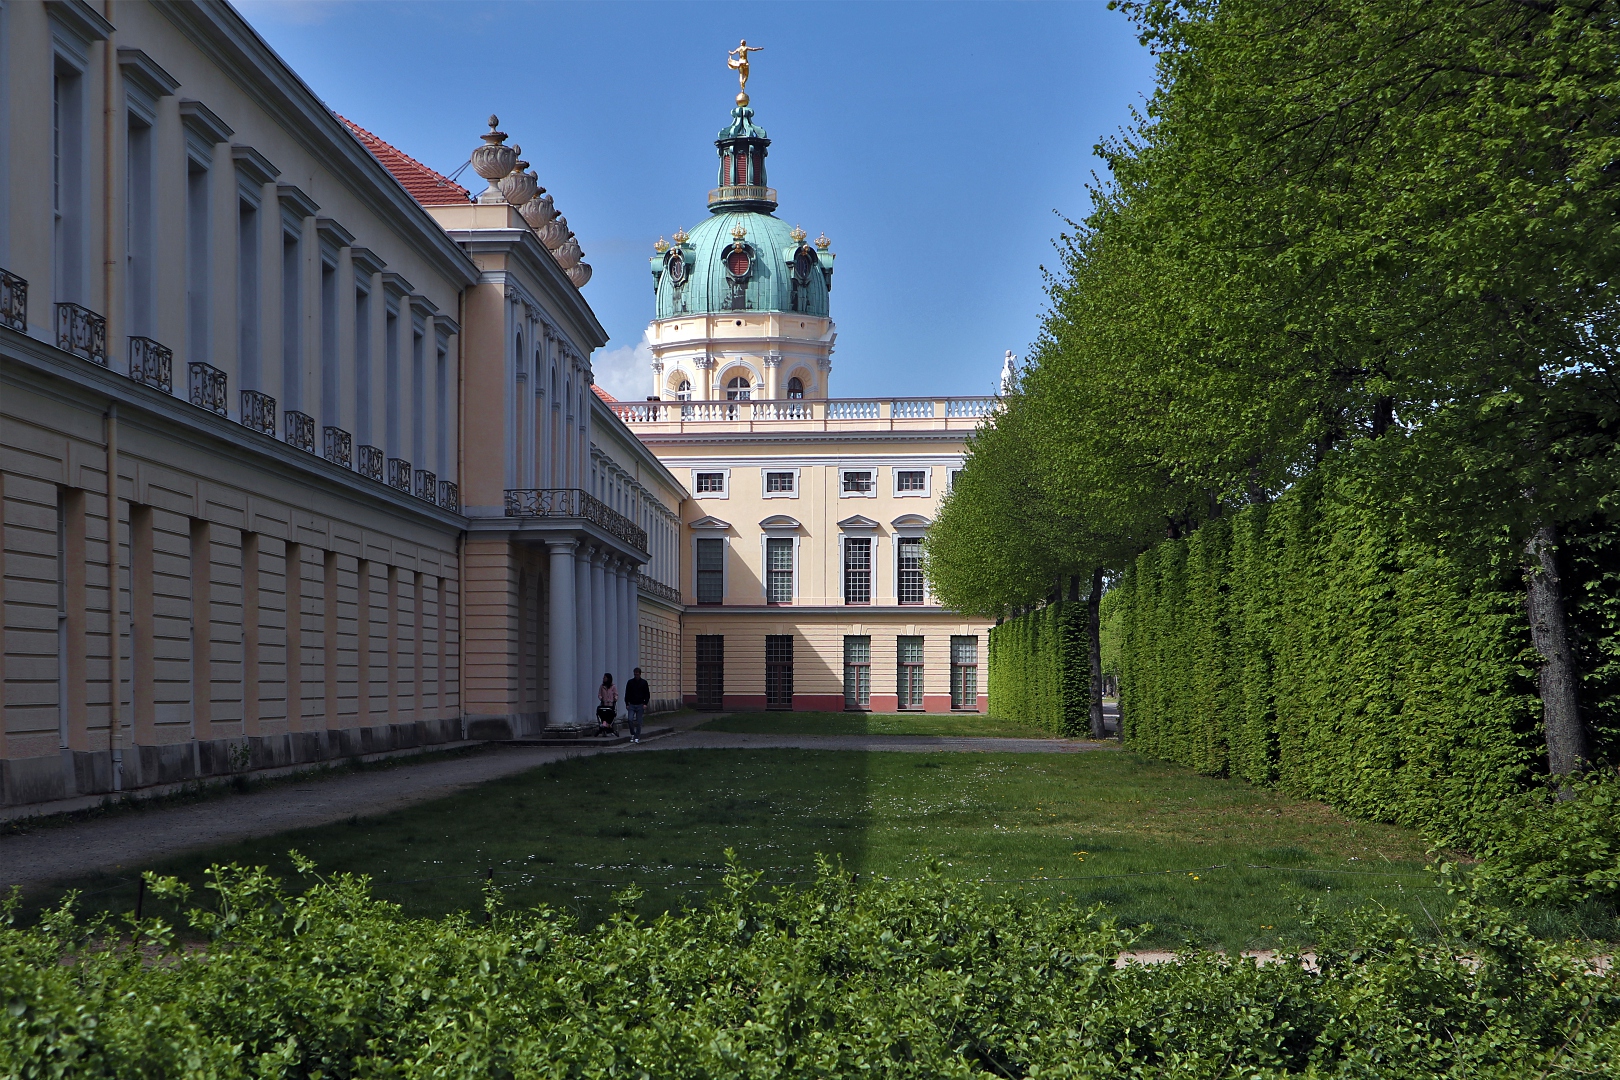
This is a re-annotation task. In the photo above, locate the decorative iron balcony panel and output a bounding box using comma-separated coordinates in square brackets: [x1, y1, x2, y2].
[386, 458, 412, 492]
[0, 268, 26, 332]
[188, 362, 228, 416]
[707, 185, 777, 206]
[284, 410, 315, 452]
[55, 302, 107, 365]
[504, 488, 648, 551]
[414, 469, 436, 502]
[357, 444, 384, 481]
[240, 390, 276, 436]
[636, 573, 681, 605]
[438, 480, 460, 514]
[127, 336, 173, 393]
[323, 427, 352, 469]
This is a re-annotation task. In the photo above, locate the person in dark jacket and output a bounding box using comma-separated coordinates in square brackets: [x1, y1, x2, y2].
[624, 667, 650, 743]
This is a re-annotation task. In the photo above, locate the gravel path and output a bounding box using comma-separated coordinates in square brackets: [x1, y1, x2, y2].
[0, 726, 1107, 892]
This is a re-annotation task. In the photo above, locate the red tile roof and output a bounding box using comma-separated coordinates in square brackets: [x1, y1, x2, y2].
[592, 385, 618, 403]
[339, 116, 471, 206]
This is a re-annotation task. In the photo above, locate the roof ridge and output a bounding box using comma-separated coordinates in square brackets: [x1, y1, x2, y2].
[338, 114, 471, 206]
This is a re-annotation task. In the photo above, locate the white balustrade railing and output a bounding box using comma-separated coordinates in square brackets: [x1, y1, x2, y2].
[609, 396, 1001, 426]
[827, 399, 880, 420]
[892, 399, 936, 419]
[946, 397, 997, 418]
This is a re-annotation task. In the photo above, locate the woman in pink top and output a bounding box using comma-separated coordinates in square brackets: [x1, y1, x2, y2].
[596, 673, 618, 736]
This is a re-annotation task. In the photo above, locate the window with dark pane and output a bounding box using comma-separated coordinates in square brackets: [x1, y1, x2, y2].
[766, 537, 794, 603]
[696, 537, 725, 604]
[896, 470, 927, 492]
[843, 635, 871, 710]
[696, 635, 724, 710]
[765, 471, 795, 493]
[897, 537, 925, 604]
[766, 634, 793, 710]
[843, 537, 871, 604]
[951, 635, 979, 711]
[695, 472, 725, 493]
[898, 636, 925, 710]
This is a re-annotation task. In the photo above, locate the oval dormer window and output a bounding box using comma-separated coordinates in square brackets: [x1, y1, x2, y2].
[665, 249, 687, 286]
[726, 245, 752, 279]
[793, 246, 815, 285]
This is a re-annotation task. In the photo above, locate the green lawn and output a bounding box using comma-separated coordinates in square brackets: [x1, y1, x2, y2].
[29, 749, 1447, 951]
[696, 710, 1061, 737]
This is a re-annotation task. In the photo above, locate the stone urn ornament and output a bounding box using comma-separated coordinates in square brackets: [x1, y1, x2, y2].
[520, 191, 556, 231]
[566, 263, 592, 288]
[470, 115, 518, 204]
[499, 147, 539, 207]
[552, 233, 583, 270]
[537, 214, 569, 251]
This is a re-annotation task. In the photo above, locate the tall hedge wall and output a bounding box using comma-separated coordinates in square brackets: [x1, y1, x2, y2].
[1116, 469, 1548, 846]
[988, 602, 1088, 736]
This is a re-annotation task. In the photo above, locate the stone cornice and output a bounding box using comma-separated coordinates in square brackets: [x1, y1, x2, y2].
[443, 229, 607, 351]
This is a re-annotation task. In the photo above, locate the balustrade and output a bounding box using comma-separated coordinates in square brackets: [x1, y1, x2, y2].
[438, 480, 460, 513]
[323, 427, 352, 468]
[892, 399, 935, 419]
[188, 362, 228, 416]
[707, 185, 777, 206]
[284, 410, 315, 452]
[827, 399, 880, 420]
[55, 302, 107, 366]
[240, 390, 276, 436]
[636, 573, 681, 605]
[357, 444, 384, 481]
[611, 395, 1001, 427]
[504, 487, 648, 550]
[0, 268, 26, 332]
[127, 336, 172, 393]
[387, 457, 412, 492]
[414, 469, 436, 502]
[946, 397, 997, 418]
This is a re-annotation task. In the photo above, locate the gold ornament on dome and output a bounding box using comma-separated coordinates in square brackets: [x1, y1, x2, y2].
[672, 227, 690, 245]
[790, 224, 807, 243]
[727, 39, 763, 106]
[654, 236, 669, 253]
[815, 232, 831, 251]
[731, 223, 748, 241]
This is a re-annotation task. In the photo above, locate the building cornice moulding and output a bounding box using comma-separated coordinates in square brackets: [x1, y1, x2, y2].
[446, 232, 607, 351]
[118, 47, 182, 99]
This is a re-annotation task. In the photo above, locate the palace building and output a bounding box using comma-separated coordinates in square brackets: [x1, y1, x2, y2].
[0, 3, 993, 808]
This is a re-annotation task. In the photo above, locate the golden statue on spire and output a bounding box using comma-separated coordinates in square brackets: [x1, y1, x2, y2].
[728, 39, 763, 105]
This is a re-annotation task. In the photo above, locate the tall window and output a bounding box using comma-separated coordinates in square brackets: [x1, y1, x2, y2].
[951, 636, 979, 711]
[766, 537, 793, 603]
[897, 538, 925, 604]
[126, 118, 154, 337]
[384, 306, 399, 455]
[765, 635, 793, 710]
[695, 634, 724, 710]
[786, 377, 804, 399]
[898, 636, 925, 710]
[843, 636, 871, 710]
[353, 284, 371, 443]
[320, 260, 338, 423]
[436, 338, 449, 477]
[411, 321, 425, 464]
[696, 537, 725, 604]
[675, 379, 692, 400]
[236, 198, 259, 387]
[53, 61, 84, 303]
[281, 224, 301, 410]
[186, 161, 210, 364]
[843, 537, 872, 604]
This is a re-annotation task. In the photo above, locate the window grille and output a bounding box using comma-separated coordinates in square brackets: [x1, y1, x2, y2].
[766, 537, 793, 603]
[898, 636, 925, 710]
[842, 470, 873, 494]
[951, 636, 979, 711]
[766, 634, 793, 710]
[696, 537, 725, 604]
[843, 537, 872, 604]
[896, 469, 927, 492]
[765, 471, 795, 493]
[843, 635, 871, 710]
[695, 472, 725, 493]
[695, 634, 724, 710]
[897, 538, 925, 604]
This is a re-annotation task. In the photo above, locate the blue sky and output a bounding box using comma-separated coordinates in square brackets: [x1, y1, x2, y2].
[236, 1, 1157, 400]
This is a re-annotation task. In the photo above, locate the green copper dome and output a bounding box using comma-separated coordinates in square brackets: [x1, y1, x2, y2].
[650, 102, 834, 319]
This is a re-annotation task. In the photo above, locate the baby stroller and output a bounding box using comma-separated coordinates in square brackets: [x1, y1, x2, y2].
[595, 703, 618, 737]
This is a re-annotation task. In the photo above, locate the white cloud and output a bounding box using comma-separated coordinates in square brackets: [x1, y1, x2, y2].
[592, 335, 654, 402]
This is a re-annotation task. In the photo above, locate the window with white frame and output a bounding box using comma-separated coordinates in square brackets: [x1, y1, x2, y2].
[693, 469, 729, 498]
[696, 537, 725, 604]
[843, 536, 872, 604]
[949, 468, 964, 491]
[766, 537, 794, 603]
[894, 468, 930, 496]
[762, 469, 798, 498]
[840, 469, 875, 497]
[897, 537, 925, 604]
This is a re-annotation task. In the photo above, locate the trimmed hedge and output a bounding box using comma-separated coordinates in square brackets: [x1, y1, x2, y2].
[987, 601, 1088, 735]
[1115, 468, 1547, 848]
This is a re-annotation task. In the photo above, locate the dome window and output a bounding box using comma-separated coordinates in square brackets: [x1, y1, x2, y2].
[726, 376, 753, 401]
[786, 377, 804, 399]
[675, 379, 692, 401]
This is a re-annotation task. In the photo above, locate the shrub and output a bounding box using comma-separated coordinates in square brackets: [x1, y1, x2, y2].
[988, 602, 1087, 735]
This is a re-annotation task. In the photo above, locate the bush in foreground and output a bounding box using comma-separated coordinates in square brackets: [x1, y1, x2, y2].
[3, 856, 1616, 1079]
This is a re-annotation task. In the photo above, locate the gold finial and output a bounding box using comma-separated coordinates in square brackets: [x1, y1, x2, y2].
[727, 39, 764, 106]
[731, 223, 748, 241]
[672, 227, 690, 245]
[814, 232, 831, 251]
[790, 224, 807, 243]
[654, 236, 669, 254]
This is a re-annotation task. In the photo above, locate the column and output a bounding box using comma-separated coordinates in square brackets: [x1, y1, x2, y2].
[623, 562, 639, 678]
[591, 549, 609, 687]
[575, 542, 593, 721]
[546, 540, 578, 730]
[651, 360, 664, 401]
[763, 353, 781, 400]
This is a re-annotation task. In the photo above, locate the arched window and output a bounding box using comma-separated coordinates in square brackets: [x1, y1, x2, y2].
[550, 366, 558, 404]
[726, 375, 752, 401]
[515, 332, 524, 375]
[786, 377, 804, 399]
[675, 379, 692, 401]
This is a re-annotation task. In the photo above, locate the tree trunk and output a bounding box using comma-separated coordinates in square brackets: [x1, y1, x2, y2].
[1524, 523, 1588, 775]
[1087, 566, 1106, 740]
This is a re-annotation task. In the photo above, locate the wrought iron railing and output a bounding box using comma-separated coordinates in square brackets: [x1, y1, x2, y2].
[414, 469, 436, 502]
[438, 480, 460, 513]
[55, 302, 107, 365]
[324, 427, 352, 469]
[188, 362, 228, 416]
[0, 268, 26, 332]
[240, 390, 276, 436]
[357, 444, 384, 481]
[127, 336, 172, 393]
[504, 487, 649, 551]
[707, 185, 777, 206]
[636, 573, 681, 605]
[284, 410, 315, 452]
[387, 457, 412, 492]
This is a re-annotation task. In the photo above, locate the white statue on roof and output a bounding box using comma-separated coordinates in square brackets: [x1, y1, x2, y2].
[1000, 350, 1019, 395]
